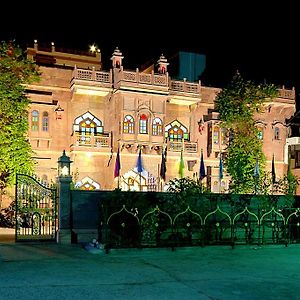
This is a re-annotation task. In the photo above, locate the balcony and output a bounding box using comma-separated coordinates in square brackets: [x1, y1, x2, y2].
[114, 68, 169, 93]
[167, 141, 198, 153]
[168, 79, 201, 105]
[70, 133, 111, 151]
[70, 67, 112, 95]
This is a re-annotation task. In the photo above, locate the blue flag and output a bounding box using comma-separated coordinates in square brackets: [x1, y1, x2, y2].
[114, 148, 121, 178]
[219, 154, 224, 180]
[136, 148, 143, 173]
[200, 150, 206, 180]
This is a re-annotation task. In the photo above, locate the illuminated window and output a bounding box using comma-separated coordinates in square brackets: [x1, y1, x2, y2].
[42, 111, 49, 132]
[73, 112, 103, 145]
[75, 177, 100, 190]
[274, 127, 280, 140]
[123, 115, 134, 133]
[139, 114, 148, 134]
[31, 110, 39, 131]
[165, 120, 189, 141]
[213, 127, 219, 144]
[221, 128, 228, 145]
[152, 117, 163, 136]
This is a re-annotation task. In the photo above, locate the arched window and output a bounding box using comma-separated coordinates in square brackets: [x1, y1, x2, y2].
[257, 127, 264, 140]
[213, 181, 219, 193]
[213, 126, 219, 144]
[139, 114, 148, 134]
[165, 120, 189, 141]
[274, 127, 280, 140]
[75, 177, 100, 190]
[73, 112, 103, 135]
[73, 112, 103, 145]
[123, 115, 134, 133]
[221, 128, 228, 145]
[42, 112, 49, 132]
[31, 110, 39, 131]
[152, 117, 163, 136]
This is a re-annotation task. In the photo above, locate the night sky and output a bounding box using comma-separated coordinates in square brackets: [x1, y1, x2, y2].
[1, 3, 299, 107]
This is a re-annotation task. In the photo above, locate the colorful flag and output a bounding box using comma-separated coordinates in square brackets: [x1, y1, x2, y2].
[160, 147, 167, 181]
[136, 148, 143, 173]
[272, 154, 276, 184]
[254, 157, 260, 178]
[179, 150, 184, 178]
[114, 148, 121, 178]
[199, 150, 206, 180]
[219, 153, 224, 181]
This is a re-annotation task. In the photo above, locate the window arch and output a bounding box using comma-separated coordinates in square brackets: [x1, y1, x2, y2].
[165, 120, 189, 141]
[75, 177, 100, 190]
[42, 111, 49, 132]
[123, 115, 134, 133]
[274, 127, 280, 140]
[73, 112, 103, 135]
[221, 128, 228, 145]
[31, 110, 39, 131]
[213, 126, 219, 145]
[152, 117, 163, 136]
[139, 114, 148, 134]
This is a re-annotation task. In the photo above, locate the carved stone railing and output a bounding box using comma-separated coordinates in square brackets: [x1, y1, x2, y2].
[170, 79, 201, 95]
[120, 69, 168, 87]
[72, 133, 111, 148]
[278, 88, 295, 100]
[167, 141, 198, 153]
[72, 66, 112, 83]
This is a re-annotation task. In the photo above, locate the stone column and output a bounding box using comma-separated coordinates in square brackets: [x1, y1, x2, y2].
[56, 176, 72, 244]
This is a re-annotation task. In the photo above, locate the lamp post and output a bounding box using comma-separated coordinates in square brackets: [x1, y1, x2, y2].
[57, 150, 73, 244]
[58, 150, 72, 177]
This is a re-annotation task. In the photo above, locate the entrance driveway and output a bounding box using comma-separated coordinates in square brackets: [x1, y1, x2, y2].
[0, 234, 299, 299]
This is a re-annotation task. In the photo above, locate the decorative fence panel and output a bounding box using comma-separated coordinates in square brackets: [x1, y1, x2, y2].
[99, 192, 300, 250]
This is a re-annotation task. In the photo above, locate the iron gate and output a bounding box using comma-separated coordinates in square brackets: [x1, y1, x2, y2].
[15, 173, 57, 242]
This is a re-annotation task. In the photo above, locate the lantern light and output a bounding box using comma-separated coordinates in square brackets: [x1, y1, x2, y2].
[57, 150, 72, 177]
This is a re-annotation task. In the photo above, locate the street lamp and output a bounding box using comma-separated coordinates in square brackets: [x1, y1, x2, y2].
[57, 150, 72, 177]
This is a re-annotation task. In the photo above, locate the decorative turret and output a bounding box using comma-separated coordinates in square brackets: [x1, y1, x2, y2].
[157, 54, 169, 74]
[111, 47, 124, 68]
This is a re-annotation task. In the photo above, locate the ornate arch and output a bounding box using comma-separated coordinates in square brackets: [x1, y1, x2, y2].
[164, 120, 189, 141]
[73, 111, 103, 135]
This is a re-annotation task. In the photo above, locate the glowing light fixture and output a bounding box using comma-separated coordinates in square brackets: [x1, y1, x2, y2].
[57, 150, 72, 177]
[90, 45, 97, 53]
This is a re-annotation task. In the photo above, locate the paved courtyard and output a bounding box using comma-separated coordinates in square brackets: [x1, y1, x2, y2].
[0, 229, 300, 299]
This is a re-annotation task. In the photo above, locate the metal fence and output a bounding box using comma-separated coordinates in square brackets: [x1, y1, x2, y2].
[100, 192, 300, 250]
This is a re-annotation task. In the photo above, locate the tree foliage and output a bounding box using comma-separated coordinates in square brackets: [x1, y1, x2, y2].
[0, 40, 40, 192]
[215, 73, 278, 194]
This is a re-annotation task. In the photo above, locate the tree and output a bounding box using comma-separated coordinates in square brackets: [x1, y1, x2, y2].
[0, 40, 40, 207]
[215, 73, 278, 194]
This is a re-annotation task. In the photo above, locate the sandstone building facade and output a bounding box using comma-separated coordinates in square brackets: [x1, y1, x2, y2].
[25, 41, 296, 193]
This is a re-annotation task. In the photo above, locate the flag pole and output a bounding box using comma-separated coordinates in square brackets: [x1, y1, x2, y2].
[139, 171, 141, 191]
[219, 152, 221, 194]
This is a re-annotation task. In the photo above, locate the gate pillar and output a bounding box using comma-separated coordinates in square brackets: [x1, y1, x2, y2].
[57, 151, 73, 244]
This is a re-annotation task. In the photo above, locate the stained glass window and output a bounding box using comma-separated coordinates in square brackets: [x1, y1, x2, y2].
[123, 115, 134, 133]
[31, 110, 39, 131]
